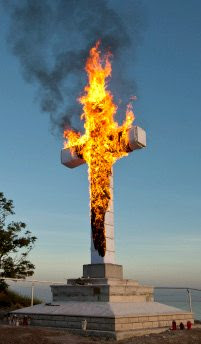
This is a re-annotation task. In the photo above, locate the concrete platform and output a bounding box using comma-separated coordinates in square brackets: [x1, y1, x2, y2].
[11, 265, 194, 340]
[12, 301, 193, 340]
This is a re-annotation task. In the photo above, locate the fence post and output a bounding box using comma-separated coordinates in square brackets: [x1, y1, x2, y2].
[31, 282, 34, 307]
[187, 289, 192, 313]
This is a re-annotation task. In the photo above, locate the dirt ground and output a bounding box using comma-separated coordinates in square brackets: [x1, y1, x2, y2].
[0, 325, 201, 344]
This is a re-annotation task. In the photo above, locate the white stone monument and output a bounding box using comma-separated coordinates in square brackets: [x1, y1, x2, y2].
[13, 125, 194, 340]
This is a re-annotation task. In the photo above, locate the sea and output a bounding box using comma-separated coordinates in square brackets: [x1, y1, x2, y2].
[7, 281, 201, 320]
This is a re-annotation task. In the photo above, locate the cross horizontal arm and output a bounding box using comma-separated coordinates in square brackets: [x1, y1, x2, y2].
[127, 126, 146, 151]
[61, 126, 146, 169]
[61, 149, 85, 169]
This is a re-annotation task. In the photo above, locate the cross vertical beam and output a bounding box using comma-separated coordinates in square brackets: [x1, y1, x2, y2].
[91, 170, 115, 264]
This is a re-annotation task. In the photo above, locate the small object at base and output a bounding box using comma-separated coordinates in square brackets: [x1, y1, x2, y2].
[13, 315, 17, 326]
[172, 320, 177, 330]
[23, 316, 28, 326]
[179, 322, 185, 330]
[81, 319, 87, 331]
[187, 320, 192, 330]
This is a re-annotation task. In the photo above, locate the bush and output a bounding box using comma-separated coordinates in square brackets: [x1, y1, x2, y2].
[0, 289, 41, 310]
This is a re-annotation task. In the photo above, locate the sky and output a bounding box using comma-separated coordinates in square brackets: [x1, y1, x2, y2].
[0, 0, 201, 287]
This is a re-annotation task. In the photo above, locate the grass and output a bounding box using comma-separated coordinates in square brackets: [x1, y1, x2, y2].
[0, 289, 42, 311]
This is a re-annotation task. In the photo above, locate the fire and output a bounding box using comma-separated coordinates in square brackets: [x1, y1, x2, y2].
[64, 41, 135, 257]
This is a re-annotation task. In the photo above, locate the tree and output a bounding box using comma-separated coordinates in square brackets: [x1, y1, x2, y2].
[0, 192, 37, 291]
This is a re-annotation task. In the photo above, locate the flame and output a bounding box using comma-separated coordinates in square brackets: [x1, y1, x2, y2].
[64, 41, 135, 257]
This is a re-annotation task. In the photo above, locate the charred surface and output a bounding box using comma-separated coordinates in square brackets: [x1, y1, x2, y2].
[91, 208, 106, 257]
[90, 164, 111, 257]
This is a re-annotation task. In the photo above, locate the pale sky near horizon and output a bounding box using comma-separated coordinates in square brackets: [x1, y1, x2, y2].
[0, 0, 201, 287]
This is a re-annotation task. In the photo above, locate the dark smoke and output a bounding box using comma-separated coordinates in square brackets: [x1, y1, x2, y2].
[3, 0, 144, 133]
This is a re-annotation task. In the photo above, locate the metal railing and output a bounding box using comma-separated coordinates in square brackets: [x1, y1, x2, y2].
[4, 278, 65, 306]
[155, 287, 201, 314]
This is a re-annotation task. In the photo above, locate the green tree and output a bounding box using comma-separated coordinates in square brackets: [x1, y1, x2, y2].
[0, 192, 37, 291]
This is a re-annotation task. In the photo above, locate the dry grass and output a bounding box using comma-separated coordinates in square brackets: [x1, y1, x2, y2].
[0, 289, 41, 311]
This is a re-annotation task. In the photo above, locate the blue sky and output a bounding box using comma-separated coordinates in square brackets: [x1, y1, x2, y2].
[0, 0, 201, 287]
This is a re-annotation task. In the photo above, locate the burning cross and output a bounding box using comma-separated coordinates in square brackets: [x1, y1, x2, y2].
[61, 42, 146, 264]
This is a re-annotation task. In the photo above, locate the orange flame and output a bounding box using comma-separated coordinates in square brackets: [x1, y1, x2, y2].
[64, 41, 135, 256]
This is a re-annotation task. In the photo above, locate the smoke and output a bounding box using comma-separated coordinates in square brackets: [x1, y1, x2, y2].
[4, 0, 144, 133]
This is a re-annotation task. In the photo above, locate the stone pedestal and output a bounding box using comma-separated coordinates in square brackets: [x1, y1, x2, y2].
[51, 263, 153, 303]
[13, 264, 194, 340]
[83, 263, 123, 279]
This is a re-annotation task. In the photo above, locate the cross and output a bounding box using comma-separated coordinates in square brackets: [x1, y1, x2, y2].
[61, 42, 146, 265]
[61, 125, 146, 264]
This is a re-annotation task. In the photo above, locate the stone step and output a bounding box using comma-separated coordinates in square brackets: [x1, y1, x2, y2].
[51, 283, 153, 302]
[12, 301, 194, 341]
[67, 278, 139, 286]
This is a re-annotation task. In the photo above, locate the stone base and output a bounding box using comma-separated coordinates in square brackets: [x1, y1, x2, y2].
[12, 301, 194, 340]
[51, 279, 153, 302]
[51, 263, 153, 303]
[11, 264, 194, 340]
[83, 263, 123, 279]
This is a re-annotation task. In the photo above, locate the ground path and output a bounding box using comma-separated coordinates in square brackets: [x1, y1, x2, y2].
[0, 325, 201, 344]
